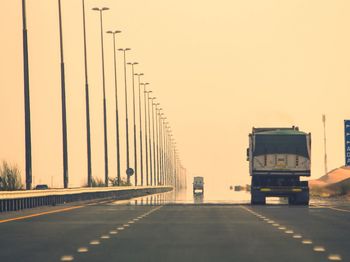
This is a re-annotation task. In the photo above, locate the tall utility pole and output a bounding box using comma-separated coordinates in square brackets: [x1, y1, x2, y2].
[107, 30, 122, 185]
[22, 0, 32, 190]
[93, 7, 109, 186]
[151, 100, 157, 185]
[127, 62, 139, 186]
[148, 95, 154, 185]
[82, 0, 92, 187]
[143, 88, 151, 185]
[159, 114, 165, 185]
[136, 76, 145, 186]
[155, 105, 161, 185]
[118, 48, 131, 184]
[322, 114, 328, 176]
[163, 122, 168, 185]
[58, 0, 69, 188]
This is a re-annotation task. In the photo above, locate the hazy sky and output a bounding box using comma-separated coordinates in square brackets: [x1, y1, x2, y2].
[1, 1, 350, 191]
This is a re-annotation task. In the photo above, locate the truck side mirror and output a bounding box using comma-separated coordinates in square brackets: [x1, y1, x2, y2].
[246, 148, 250, 161]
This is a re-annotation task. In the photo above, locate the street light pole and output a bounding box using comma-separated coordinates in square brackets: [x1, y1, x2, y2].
[148, 95, 155, 185]
[159, 114, 165, 185]
[107, 30, 122, 185]
[163, 121, 167, 185]
[92, 7, 109, 186]
[22, 0, 32, 190]
[155, 105, 161, 185]
[163, 121, 169, 185]
[151, 99, 157, 185]
[143, 87, 151, 186]
[136, 75, 145, 186]
[118, 48, 131, 184]
[58, 0, 69, 188]
[82, 0, 92, 187]
[127, 62, 139, 186]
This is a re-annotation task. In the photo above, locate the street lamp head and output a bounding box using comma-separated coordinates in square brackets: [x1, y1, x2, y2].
[135, 73, 144, 76]
[92, 7, 100, 11]
[118, 48, 131, 52]
[102, 7, 109, 11]
[127, 62, 138, 65]
[106, 30, 122, 34]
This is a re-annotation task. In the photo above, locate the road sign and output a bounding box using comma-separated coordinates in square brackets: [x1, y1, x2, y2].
[126, 168, 134, 177]
[345, 120, 350, 166]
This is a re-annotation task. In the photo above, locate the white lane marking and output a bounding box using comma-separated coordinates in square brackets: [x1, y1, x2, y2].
[123, 224, 130, 227]
[240, 205, 343, 260]
[61, 255, 74, 261]
[77, 247, 88, 253]
[313, 246, 325, 252]
[312, 205, 350, 213]
[302, 239, 313, 244]
[100, 235, 110, 239]
[90, 240, 100, 245]
[117, 227, 124, 230]
[128, 221, 135, 224]
[328, 254, 342, 261]
[109, 230, 118, 234]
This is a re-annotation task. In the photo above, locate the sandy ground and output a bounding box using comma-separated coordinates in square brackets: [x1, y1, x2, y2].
[310, 166, 350, 186]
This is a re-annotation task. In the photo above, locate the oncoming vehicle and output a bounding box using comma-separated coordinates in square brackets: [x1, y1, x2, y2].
[247, 127, 310, 205]
[193, 176, 204, 194]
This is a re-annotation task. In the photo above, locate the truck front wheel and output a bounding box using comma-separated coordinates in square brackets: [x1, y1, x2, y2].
[289, 192, 309, 205]
[251, 190, 266, 205]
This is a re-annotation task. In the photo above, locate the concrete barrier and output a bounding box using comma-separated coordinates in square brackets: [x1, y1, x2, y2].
[0, 186, 173, 212]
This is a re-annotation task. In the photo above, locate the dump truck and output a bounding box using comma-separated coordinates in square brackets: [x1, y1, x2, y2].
[193, 176, 204, 194]
[247, 127, 310, 205]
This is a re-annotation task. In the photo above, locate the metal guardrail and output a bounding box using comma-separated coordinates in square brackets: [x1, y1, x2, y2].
[0, 186, 173, 212]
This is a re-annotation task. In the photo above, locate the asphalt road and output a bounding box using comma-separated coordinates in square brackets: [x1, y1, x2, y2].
[0, 193, 348, 262]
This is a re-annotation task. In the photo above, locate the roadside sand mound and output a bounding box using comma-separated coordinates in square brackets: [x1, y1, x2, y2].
[309, 166, 350, 196]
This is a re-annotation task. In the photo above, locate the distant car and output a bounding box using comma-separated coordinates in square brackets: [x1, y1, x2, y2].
[34, 184, 49, 190]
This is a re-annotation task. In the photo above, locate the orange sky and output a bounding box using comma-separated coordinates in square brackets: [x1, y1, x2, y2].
[1, 1, 350, 192]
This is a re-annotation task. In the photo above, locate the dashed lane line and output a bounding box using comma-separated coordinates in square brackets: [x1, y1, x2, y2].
[63, 205, 164, 261]
[240, 205, 343, 261]
[77, 247, 88, 253]
[60, 255, 74, 261]
[311, 204, 350, 213]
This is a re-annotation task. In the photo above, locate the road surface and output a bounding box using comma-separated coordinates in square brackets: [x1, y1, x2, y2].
[0, 192, 348, 262]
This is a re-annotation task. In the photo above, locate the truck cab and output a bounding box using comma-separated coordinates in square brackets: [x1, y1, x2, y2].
[247, 127, 310, 205]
